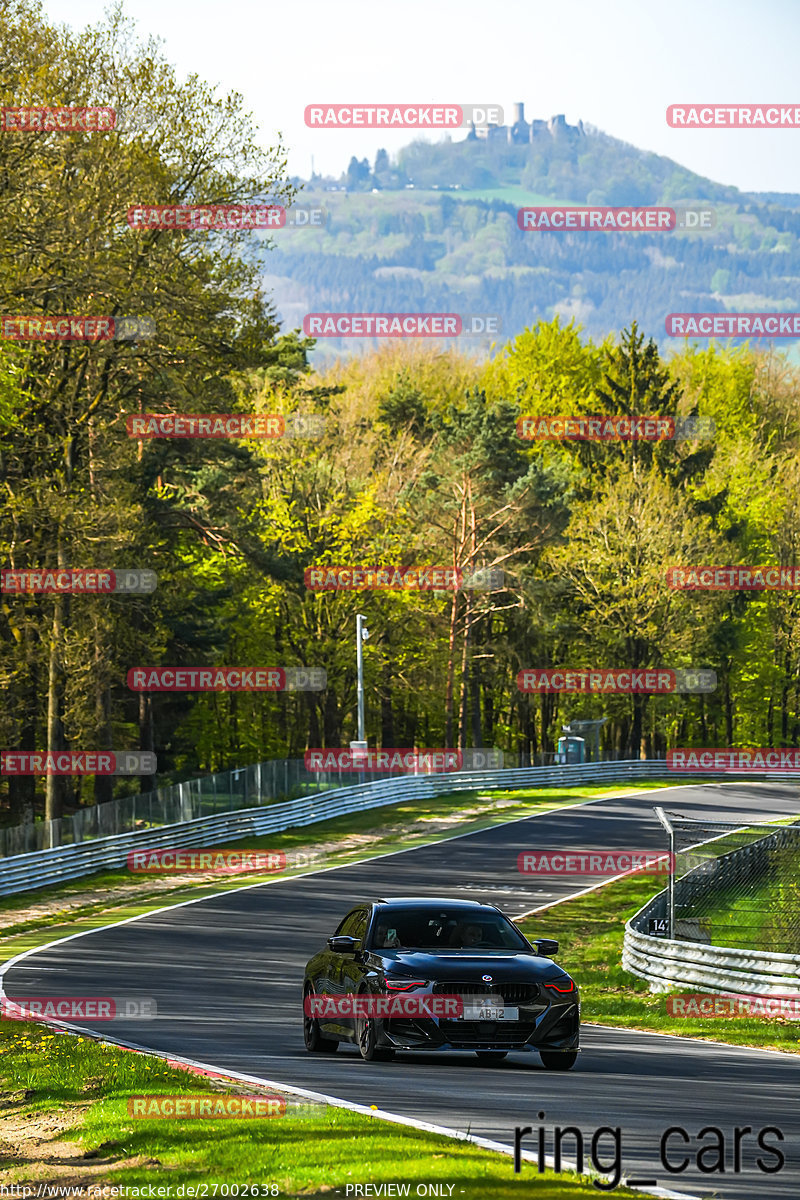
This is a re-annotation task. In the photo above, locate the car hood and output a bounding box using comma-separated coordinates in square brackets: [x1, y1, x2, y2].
[379, 950, 571, 982]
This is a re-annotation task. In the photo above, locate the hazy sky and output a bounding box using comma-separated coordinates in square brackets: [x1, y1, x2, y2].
[42, 0, 800, 194]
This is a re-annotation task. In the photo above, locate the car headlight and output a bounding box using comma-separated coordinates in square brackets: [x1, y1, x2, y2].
[544, 979, 577, 996]
[385, 978, 428, 991]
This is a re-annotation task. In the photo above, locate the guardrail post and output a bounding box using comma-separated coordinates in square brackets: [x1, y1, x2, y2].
[46, 818, 61, 849]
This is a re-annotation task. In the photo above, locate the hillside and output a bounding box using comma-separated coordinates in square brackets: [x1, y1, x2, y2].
[261, 119, 800, 363]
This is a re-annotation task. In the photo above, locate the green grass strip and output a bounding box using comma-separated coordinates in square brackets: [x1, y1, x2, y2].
[0, 1022, 644, 1194]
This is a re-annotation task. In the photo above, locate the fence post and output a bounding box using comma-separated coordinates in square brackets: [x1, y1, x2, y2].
[654, 805, 675, 938]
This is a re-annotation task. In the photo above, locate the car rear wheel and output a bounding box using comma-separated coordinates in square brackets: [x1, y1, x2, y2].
[303, 987, 338, 1053]
[540, 1049, 578, 1070]
[475, 1051, 508, 1063]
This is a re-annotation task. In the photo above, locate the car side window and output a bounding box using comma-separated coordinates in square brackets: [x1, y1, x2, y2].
[335, 907, 368, 940]
[350, 909, 369, 945]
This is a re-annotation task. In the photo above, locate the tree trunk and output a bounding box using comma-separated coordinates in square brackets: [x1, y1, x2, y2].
[44, 590, 67, 837]
[380, 670, 394, 747]
[8, 640, 37, 824]
[724, 670, 734, 745]
[444, 584, 459, 748]
[138, 692, 157, 794]
[457, 593, 472, 750]
[94, 621, 114, 805]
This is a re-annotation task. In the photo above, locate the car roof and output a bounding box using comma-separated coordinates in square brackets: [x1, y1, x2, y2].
[374, 897, 499, 909]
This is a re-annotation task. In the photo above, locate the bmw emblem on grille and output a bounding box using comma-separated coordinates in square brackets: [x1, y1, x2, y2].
[481, 974, 493, 982]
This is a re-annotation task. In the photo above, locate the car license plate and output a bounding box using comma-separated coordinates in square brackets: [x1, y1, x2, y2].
[462, 1004, 519, 1021]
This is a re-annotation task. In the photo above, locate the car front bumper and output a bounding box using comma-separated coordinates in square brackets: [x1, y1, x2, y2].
[375, 1001, 580, 1053]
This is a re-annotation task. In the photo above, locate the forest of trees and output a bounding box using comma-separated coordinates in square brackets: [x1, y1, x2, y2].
[2, 1, 799, 826]
[265, 187, 800, 361]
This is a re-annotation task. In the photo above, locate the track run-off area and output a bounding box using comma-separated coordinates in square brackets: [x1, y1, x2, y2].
[3, 781, 800, 1199]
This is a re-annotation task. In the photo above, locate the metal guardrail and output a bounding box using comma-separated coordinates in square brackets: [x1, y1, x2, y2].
[0, 760, 670, 897]
[0, 751, 566, 856]
[623, 831, 800, 996]
[623, 921, 800, 994]
[0, 758, 326, 856]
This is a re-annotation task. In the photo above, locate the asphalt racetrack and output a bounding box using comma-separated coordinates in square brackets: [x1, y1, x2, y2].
[5, 781, 800, 1198]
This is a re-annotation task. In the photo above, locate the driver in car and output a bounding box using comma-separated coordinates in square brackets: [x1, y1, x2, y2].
[451, 922, 485, 948]
[375, 923, 402, 949]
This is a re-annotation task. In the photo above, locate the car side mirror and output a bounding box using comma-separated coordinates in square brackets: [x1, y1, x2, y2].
[328, 935, 359, 954]
[534, 938, 559, 957]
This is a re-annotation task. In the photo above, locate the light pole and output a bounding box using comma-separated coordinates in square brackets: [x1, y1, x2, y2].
[354, 614, 370, 748]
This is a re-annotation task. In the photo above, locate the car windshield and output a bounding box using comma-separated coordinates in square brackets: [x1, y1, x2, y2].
[369, 908, 529, 951]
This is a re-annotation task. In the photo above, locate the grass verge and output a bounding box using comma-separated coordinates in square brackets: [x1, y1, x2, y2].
[0, 1022, 644, 1195]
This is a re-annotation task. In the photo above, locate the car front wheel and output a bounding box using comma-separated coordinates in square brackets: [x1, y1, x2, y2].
[540, 1049, 578, 1070]
[355, 996, 395, 1063]
[303, 987, 338, 1053]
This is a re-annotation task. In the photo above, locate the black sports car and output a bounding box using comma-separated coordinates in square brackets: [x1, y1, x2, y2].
[302, 897, 580, 1068]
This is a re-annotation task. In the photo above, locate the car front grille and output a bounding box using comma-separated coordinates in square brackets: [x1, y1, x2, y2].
[432, 980, 544, 1006]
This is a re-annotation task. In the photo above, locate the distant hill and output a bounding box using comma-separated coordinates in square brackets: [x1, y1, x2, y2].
[263, 114, 800, 364]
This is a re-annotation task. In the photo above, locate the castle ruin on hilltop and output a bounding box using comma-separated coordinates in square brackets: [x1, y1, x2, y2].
[468, 102, 585, 145]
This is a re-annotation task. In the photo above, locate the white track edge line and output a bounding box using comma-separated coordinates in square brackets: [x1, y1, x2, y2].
[0, 1010, 701, 1200]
